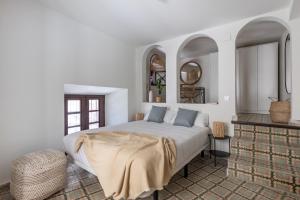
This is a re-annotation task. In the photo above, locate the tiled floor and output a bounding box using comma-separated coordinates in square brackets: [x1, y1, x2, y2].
[1, 154, 299, 200]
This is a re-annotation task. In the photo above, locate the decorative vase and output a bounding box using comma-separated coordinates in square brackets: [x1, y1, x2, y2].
[155, 96, 162, 103]
[148, 90, 153, 103]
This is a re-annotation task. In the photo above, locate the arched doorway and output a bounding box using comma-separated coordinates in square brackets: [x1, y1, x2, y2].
[235, 18, 291, 114]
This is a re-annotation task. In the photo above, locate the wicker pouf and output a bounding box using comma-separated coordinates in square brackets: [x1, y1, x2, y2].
[10, 149, 67, 200]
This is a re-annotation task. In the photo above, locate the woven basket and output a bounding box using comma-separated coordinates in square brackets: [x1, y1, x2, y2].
[269, 101, 291, 123]
[10, 149, 67, 200]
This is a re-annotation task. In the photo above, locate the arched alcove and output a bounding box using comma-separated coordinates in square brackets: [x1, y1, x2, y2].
[142, 46, 166, 103]
[235, 18, 292, 114]
[177, 36, 219, 104]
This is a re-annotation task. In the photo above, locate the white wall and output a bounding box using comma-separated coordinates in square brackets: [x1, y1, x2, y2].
[135, 9, 300, 140]
[290, 17, 300, 121]
[106, 89, 129, 126]
[0, 0, 136, 185]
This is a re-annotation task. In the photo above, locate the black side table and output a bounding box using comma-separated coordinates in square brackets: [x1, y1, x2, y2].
[208, 134, 231, 166]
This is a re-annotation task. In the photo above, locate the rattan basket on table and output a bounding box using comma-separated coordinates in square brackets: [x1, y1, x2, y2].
[10, 149, 67, 200]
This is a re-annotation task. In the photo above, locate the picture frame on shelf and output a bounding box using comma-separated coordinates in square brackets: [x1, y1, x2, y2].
[155, 71, 166, 86]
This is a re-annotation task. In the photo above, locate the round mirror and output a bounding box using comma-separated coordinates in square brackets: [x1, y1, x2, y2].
[180, 61, 202, 85]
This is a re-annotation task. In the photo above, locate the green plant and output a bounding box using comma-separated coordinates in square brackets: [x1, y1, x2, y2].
[156, 78, 164, 95]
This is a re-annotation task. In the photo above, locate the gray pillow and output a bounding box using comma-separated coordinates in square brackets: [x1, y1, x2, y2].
[147, 106, 167, 123]
[173, 108, 198, 127]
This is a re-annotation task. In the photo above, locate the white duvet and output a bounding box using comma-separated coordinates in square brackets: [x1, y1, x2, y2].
[63, 120, 210, 175]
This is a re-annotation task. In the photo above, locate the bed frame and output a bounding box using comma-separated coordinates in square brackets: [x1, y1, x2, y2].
[152, 150, 205, 200]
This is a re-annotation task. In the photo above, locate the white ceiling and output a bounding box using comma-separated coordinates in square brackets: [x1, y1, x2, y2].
[236, 21, 288, 47]
[180, 37, 218, 58]
[38, 0, 291, 45]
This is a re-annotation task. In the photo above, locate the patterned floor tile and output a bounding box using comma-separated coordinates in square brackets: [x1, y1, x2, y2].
[165, 183, 183, 194]
[197, 179, 216, 189]
[1, 154, 299, 200]
[254, 195, 271, 200]
[81, 176, 98, 187]
[259, 188, 283, 199]
[186, 173, 204, 182]
[176, 190, 197, 200]
[194, 169, 210, 178]
[282, 195, 299, 200]
[211, 185, 231, 197]
[235, 187, 257, 199]
[201, 191, 222, 200]
[65, 188, 86, 199]
[187, 184, 206, 195]
[65, 181, 81, 192]
[84, 182, 102, 194]
[158, 190, 172, 200]
[227, 193, 247, 200]
[206, 174, 223, 184]
[89, 191, 106, 200]
[227, 193, 248, 200]
[165, 196, 180, 200]
[175, 177, 193, 188]
[219, 179, 239, 191]
[242, 182, 263, 193]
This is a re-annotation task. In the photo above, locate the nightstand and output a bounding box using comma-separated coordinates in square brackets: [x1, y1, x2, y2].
[134, 113, 144, 121]
[208, 134, 231, 166]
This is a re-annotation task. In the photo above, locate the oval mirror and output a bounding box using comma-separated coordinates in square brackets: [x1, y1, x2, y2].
[180, 61, 202, 85]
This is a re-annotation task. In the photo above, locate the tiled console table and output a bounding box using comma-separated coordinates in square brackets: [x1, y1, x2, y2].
[229, 114, 300, 195]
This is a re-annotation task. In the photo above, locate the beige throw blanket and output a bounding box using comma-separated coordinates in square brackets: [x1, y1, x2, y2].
[75, 131, 176, 200]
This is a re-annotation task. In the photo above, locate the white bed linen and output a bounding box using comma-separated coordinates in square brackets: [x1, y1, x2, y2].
[63, 121, 210, 175]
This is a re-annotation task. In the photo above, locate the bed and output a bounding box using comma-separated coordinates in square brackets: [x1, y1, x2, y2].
[63, 119, 210, 199]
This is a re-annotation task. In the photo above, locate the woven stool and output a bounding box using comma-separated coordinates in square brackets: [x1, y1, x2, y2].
[10, 149, 67, 200]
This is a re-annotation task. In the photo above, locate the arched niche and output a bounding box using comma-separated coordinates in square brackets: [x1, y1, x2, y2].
[177, 35, 219, 104]
[142, 46, 166, 103]
[235, 17, 292, 114]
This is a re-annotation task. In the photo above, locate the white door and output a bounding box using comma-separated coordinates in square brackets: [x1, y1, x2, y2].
[237, 46, 258, 113]
[257, 42, 278, 113]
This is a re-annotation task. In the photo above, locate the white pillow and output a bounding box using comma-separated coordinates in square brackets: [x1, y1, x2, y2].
[163, 110, 177, 124]
[144, 109, 176, 124]
[194, 113, 209, 127]
[143, 112, 150, 120]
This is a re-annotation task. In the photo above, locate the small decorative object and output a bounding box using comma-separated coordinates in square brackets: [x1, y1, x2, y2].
[10, 149, 67, 200]
[150, 54, 165, 71]
[212, 121, 225, 138]
[148, 90, 153, 103]
[269, 101, 291, 123]
[155, 96, 162, 103]
[155, 77, 164, 103]
[134, 113, 144, 121]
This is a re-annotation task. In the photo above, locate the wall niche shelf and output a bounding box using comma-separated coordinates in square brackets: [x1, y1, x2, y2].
[145, 48, 166, 103]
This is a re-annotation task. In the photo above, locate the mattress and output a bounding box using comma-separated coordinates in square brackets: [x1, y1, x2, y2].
[63, 120, 210, 175]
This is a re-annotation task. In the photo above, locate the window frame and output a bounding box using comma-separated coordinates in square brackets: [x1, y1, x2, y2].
[64, 94, 105, 135]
